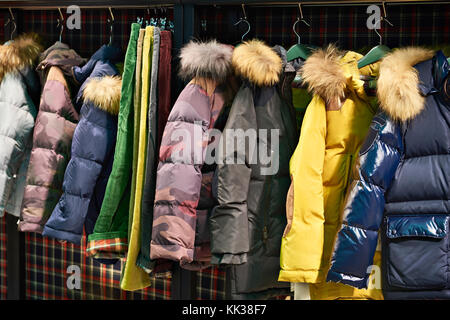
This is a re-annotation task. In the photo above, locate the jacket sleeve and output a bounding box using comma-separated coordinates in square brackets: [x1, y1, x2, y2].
[150, 89, 210, 265]
[278, 95, 327, 283]
[0, 74, 37, 216]
[326, 112, 403, 289]
[209, 85, 256, 265]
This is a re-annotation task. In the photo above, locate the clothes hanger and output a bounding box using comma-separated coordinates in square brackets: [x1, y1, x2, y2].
[286, 3, 313, 62]
[107, 7, 114, 46]
[4, 8, 17, 41]
[234, 4, 251, 44]
[56, 7, 64, 43]
[358, 3, 393, 69]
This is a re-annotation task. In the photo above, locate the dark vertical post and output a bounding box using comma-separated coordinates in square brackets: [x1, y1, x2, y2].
[6, 214, 25, 300]
[170, 3, 197, 300]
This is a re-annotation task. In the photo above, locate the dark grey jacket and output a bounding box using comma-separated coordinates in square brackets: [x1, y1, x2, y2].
[210, 40, 297, 299]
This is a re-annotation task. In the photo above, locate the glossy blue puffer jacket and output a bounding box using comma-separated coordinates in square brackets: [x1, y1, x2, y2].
[42, 45, 122, 244]
[327, 48, 450, 299]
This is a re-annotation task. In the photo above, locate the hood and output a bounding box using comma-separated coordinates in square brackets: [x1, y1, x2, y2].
[0, 33, 42, 82]
[299, 44, 347, 105]
[377, 47, 434, 121]
[73, 45, 122, 85]
[37, 41, 86, 78]
[232, 39, 282, 87]
[82, 76, 122, 115]
[178, 40, 233, 83]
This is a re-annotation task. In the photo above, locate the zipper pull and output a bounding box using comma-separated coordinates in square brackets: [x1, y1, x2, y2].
[263, 226, 268, 243]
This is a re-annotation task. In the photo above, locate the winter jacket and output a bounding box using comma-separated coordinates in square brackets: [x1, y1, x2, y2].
[86, 23, 140, 261]
[278, 45, 384, 300]
[327, 48, 450, 300]
[210, 40, 297, 299]
[42, 45, 122, 244]
[150, 40, 234, 272]
[0, 34, 42, 217]
[18, 41, 85, 233]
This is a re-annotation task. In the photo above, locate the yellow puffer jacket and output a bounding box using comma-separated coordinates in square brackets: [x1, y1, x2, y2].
[279, 45, 383, 300]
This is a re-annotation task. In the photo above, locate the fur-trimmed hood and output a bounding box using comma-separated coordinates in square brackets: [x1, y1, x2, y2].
[232, 39, 282, 87]
[83, 76, 122, 115]
[179, 40, 233, 83]
[377, 47, 434, 122]
[0, 33, 42, 82]
[299, 44, 347, 105]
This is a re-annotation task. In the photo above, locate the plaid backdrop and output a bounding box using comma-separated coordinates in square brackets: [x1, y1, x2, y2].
[25, 232, 171, 300]
[0, 216, 6, 299]
[1, 8, 174, 58]
[195, 4, 450, 53]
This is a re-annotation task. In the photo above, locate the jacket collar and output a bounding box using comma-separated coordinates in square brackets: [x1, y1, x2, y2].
[82, 75, 122, 115]
[232, 39, 282, 87]
[0, 33, 42, 82]
[377, 47, 435, 122]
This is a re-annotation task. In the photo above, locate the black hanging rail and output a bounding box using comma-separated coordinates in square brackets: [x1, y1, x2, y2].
[0, 0, 447, 9]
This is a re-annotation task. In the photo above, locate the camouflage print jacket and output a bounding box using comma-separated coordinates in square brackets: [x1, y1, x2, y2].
[18, 41, 85, 233]
[150, 40, 234, 272]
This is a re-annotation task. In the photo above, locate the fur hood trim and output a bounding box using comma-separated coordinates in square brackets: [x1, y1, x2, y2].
[83, 76, 122, 115]
[377, 47, 434, 121]
[232, 40, 282, 86]
[300, 44, 347, 104]
[0, 33, 42, 82]
[179, 40, 233, 83]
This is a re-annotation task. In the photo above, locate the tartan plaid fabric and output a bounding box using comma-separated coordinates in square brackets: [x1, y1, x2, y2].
[86, 238, 128, 260]
[196, 266, 227, 300]
[0, 216, 6, 299]
[25, 231, 170, 300]
[195, 4, 450, 51]
[15, 9, 173, 58]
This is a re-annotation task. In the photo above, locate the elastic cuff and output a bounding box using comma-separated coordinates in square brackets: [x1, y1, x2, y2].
[18, 220, 44, 234]
[211, 252, 247, 265]
[326, 269, 369, 289]
[42, 226, 82, 244]
[150, 243, 193, 264]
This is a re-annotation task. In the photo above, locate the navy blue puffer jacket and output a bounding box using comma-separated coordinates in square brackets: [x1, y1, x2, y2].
[327, 48, 450, 299]
[42, 45, 122, 244]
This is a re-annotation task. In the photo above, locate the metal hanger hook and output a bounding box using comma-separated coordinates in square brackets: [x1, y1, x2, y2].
[234, 18, 250, 41]
[293, 18, 310, 45]
[4, 8, 17, 40]
[57, 8, 64, 42]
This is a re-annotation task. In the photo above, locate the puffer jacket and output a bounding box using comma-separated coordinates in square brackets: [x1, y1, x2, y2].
[150, 40, 234, 272]
[210, 40, 297, 299]
[278, 45, 384, 300]
[0, 34, 42, 217]
[18, 41, 85, 233]
[42, 45, 122, 244]
[327, 48, 450, 300]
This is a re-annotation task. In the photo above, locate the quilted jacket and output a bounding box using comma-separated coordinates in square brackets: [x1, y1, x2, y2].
[327, 48, 450, 300]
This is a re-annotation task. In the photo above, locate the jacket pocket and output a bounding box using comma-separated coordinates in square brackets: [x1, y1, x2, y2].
[385, 215, 449, 290]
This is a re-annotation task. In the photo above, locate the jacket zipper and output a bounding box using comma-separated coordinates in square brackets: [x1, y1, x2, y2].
[262, 174, 273, 246]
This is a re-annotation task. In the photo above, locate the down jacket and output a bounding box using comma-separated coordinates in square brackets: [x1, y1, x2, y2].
[0, 34, 41, 217]
[327, 48, 450, 300]
[42, 45, 122, 244]
[278, 45, 384, 300]
[210, 40, 297, 299]
[18, 42, 85, 233]
[150, 40, 234, 271]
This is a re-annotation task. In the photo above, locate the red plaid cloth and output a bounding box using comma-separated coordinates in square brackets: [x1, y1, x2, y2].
[196, 266, 227, 300]
[18, 9, 173, 58]
[196, 4, 450, 50]
[0, 216, 6, 299]
[25, 231, 170, 300]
